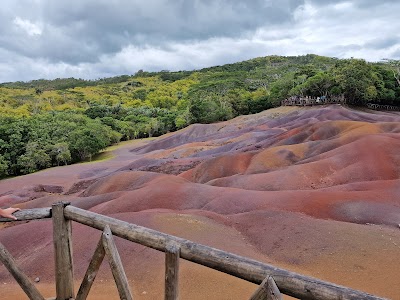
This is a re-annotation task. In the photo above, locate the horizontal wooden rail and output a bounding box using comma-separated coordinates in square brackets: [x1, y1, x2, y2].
[64, 206, 385, 300]
[0, 207, 51, 222]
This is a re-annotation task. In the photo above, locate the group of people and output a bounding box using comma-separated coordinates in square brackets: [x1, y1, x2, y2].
[281, 95, 346, 106]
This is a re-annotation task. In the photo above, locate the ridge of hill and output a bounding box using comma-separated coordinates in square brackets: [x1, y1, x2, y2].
[0, 54, 336, 90]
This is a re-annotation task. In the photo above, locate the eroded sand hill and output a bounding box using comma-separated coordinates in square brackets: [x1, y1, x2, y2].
[0, 105, 399, 299]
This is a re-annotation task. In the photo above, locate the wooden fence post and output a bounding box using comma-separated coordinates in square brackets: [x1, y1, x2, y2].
[249, 276, 282, 300]
[102, 225, 133, 300]
[75, 238, 105, 300]
[165, 242, 180, 300]
[52, 202, 74, 300]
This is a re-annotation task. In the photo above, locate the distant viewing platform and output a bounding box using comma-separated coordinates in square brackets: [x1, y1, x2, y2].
[282, 95, 400, 111]
[281, 95, 346, 106]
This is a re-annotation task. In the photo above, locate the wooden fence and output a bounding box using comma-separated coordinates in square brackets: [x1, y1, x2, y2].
[366, 103, 400, 111]
[281, 96, 346, 106]
[281, 96, 399, 112]
[0, 203, 387, 300]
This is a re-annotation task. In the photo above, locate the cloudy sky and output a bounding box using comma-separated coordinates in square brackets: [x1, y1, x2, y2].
[1, 0, 399, 82]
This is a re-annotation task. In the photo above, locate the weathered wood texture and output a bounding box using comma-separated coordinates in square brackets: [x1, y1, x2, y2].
[250, 276, 282, 300]
[102, 225, 133, 300]
[64, 206, 386, 300]
[165, 243, 180, 300]
[76, 238, 106, 300]
[52, 202, 74, 300]
[0, 242, 45, 300]
[0, 207, 51, 222]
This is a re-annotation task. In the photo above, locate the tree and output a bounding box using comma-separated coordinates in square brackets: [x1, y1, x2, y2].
[0, 118, 30, 175]
[68, 121, 120, 161]
[224, 89, 251, 116]
[69, 129, 105, 161]
[291, 72, 337, 97]
[383, 59, 400, 86]
[295, 64, 318, 78]
[269, 73, 297, 104]
[18, 142, 51, 174]
[50, 143, 71, 166]
[84, 105, 111, 119]
[249, 89, 273, 113]
[0, 155, 8, 177]
[373, 65, 398, 104]
[334, 59, 378, 104]
[175, 115, 187, 129]
[189, 95, 233, 123]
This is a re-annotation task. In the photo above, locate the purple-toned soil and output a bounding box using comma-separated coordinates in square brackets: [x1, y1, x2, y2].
[0, 105, 399, 299]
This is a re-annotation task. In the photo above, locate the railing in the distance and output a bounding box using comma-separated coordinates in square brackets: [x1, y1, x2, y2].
[281, 96, 346, 107]
[366, 103, 400, 111]
[0, 204, 388, 300]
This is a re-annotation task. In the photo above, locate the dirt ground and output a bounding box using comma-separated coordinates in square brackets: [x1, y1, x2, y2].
[1, 105, 399, 299]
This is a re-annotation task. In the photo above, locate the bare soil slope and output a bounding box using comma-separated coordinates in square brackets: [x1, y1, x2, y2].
[1, 105, 399, 299]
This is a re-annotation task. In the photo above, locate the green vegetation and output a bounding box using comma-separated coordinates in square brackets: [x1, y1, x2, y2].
[0, 54, 399, 177]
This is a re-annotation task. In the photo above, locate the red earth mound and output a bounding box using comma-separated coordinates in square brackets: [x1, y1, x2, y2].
[0, 105, 400, 299]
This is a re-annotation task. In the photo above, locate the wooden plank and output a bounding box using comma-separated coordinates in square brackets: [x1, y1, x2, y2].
[76, 237, 106, 300]
[0, 207, 51, 222]
[0, 242, 45, 300]
[64, 205, 386, 300]
[250, 276, 282, 300]
[102, 225, 133, 300]
[52, 202, 74, 300]
[165, 242, 180, 300]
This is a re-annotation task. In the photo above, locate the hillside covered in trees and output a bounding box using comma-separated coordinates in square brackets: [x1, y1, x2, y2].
[0, 54, 399, 177]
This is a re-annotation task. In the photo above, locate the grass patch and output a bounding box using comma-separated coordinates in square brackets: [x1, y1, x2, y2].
[82, 137, 157, 164]
[89, 151, 115, 162]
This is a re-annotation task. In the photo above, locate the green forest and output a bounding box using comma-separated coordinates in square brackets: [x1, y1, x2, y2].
[0, 54, 399, 177]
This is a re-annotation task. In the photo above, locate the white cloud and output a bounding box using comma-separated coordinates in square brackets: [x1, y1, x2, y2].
[333, 1, 353, 11]
[13, 17, 42, 36]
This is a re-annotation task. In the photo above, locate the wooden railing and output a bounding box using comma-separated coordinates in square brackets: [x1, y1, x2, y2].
[0, 203, 387, 300]
[280, 96, 400, 112]
[366, 103, 400, 111]
[281, 96, 346, 107]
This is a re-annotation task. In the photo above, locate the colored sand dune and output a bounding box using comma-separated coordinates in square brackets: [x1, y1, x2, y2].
[0, 105, 399, 299]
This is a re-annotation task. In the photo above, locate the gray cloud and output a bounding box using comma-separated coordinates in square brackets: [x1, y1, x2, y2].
[1, 0, 304, 65]
[364, 37, 400, 50]
[42, 0, 302, 38]
[0, 0, 399, 82]
[310, 0, 400, 7]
